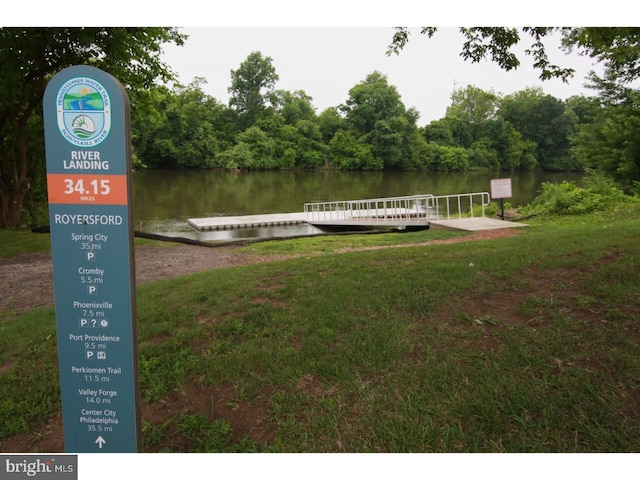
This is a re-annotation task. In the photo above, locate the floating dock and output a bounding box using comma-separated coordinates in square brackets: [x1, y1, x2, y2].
[188, 192, 529, 233]
[188, 212, 527, 232]
[188, 212, 307, 231]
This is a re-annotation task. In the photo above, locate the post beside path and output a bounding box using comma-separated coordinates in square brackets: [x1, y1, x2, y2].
[43, 65, 140, 453]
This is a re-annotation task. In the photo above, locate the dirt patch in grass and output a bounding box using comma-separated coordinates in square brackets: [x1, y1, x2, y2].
[1, 229, 523, 314]
[0, 414, 64, 453]
[428, 264, 596, 337]
[0, 381, 275, 453]
[0, 245, 289, 313]
[141, 382, 275, 452]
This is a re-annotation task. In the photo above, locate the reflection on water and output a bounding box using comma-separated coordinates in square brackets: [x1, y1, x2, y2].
[133, 169, 583, 240]
[142, 218, 322, 242]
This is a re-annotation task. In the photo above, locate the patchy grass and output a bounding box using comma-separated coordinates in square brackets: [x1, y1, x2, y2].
[240, 228, 465, 256]
[0, 230, 51, 258]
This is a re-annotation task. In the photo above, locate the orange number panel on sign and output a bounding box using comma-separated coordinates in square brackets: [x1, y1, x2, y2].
[47, 174, 128, 205]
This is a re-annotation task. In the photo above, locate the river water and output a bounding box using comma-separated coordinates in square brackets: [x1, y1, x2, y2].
[132, 169, 583, 241]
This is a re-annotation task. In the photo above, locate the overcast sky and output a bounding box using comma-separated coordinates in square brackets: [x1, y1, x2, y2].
[160, 26, 604, 124]
[11, 1, 622, 125]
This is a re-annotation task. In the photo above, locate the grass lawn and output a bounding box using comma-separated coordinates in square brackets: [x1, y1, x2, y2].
[1, 204, 639, 453]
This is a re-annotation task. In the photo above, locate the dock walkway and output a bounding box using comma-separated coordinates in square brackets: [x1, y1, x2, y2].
[188, 212, 527, 232]
[188, 191, 529, 233]
[188, 212, 307, 231]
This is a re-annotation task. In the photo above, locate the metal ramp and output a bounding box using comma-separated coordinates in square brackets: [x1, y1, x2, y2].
[304, 194, 434, 229]
[304, 192, 493, 230]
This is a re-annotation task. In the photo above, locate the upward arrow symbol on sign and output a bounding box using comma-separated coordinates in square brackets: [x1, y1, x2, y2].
[95, 436, 106, 449]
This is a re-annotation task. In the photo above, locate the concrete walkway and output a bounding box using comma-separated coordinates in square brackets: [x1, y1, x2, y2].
[430, 217, 529, 231]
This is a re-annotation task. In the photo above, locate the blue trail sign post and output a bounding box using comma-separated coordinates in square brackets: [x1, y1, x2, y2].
[43, 65, 140, 452]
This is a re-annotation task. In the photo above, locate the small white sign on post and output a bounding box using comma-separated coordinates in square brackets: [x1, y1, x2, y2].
[490, 178, 512, 199]
[490, 178, 512, 220]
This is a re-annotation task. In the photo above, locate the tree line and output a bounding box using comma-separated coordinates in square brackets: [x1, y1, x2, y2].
[132, 53, 597, 175]
[1, 27, 638, 228]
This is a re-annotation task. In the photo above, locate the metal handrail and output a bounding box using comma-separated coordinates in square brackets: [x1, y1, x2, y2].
[428, 192, 491, 220]
[304, 194, 434, 224]
[304, 192, 491, 224]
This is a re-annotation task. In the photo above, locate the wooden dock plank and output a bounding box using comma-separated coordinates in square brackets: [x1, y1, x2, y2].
[188, 212, 307, 231]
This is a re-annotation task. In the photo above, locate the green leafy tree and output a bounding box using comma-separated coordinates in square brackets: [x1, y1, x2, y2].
[254, 114, 297, 169]
[317, 107, 346, 144]
[139, 89, 180, 168]
[387, 27, 577, 82]
[267, 89, 325, 168]
[291, 119, 326, 168]
[18, 111, 47, 224]
[497, 88, 543, 140]
[217, 141, 254, 171]
[136, 78, 228, 169]
[422, 118, 455, 146]
[228, 51, 279, 130]
[341, 71, 421, 169]
[341, 71, 408, 136]
[129, 85, 167, 169]
[438, 145, 471, 171]
[230, 125, 280, 170]
[328, 130, 381, 170]
[499, 88, 578, 170]
[367, 115, 421, 169]
[572, 93, 640, 190]
[424, 85, 541, 170]
[388, 27, 640, 183]
[0, 27, 185, 228]
[422, 116, 473, 148]
[482, 118, 537, 170]
[561, 28, 640, 85]
[270, 89, 316, 125]
[412, 141, 439, 170]
[405, 136, 434, 170]
[468, 138, 501, 169]
[419, 143, 469, 171]
[570, 68, 640, 189]
[564, 94, 602, 126]
[446, 85, 499, 141]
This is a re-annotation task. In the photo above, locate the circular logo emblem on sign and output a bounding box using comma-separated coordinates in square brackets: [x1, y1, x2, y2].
[57, 77, 111, 147]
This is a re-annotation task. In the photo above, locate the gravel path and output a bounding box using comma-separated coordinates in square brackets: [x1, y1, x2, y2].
[0, 228, 522, 313]
[0, 244, 283, 313]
